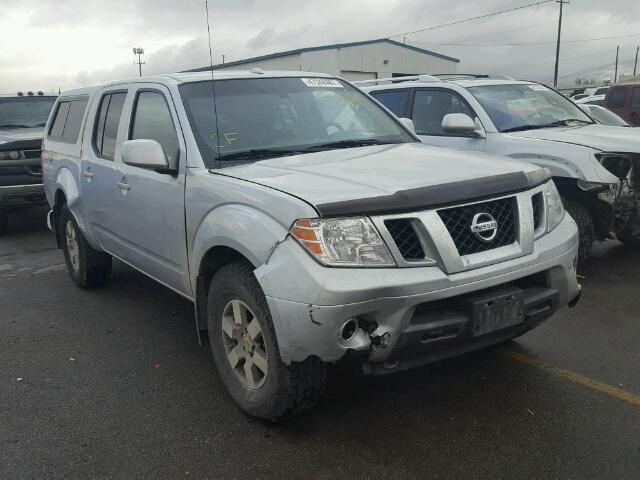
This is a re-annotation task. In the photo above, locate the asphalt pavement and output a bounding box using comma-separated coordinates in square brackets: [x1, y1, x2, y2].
[1, 207, 639, 479]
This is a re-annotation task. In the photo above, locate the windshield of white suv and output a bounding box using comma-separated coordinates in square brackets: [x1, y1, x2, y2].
[179, 77, 415, 167]
[0, 96, 57, 129]
[467, 83, 594, 133]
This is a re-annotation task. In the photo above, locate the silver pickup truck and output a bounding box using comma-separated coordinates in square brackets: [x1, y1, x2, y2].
[0, 92, 57, 232]
[43, 71, 581, 422]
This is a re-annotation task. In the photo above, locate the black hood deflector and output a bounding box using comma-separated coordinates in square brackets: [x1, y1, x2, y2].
[316, 169, 550, 217]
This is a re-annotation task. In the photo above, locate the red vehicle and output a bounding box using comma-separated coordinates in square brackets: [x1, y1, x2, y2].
[604, 83, 640, 126]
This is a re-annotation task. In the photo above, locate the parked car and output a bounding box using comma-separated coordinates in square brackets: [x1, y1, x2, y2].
[584, 86, 610, 97]
[604, 83, 640, 126]
[579, 104, 631, 127]
[0, 91, 57, 232]
[570, 93, 590, 101]
[43, 71, 581, 422]
[575, 94, 605, 106]
[359, 74, 640, 260]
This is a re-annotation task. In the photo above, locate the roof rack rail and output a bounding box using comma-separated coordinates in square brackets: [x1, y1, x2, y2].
[432, 73, 515, 81]
[353, 75, 441, 86]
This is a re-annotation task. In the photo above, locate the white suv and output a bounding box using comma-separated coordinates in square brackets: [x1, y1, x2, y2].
[359, 74, 640, 260]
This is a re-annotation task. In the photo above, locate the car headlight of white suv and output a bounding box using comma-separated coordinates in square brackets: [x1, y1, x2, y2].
[290, 217, 395, 267]
[543, 180, 565, 234]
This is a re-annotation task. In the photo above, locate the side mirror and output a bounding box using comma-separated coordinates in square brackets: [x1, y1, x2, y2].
[121, 139, 169, 171]
[399, 117, 416, 132]
[442, 113, 481, 136]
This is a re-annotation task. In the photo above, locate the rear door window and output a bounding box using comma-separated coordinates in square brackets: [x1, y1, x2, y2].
[411, 89, 475, 135]
[129, 91, 179, 168]
[607, 87, 627, 109]
[371, 90, 410, 117]
[93, 92, 126, 160]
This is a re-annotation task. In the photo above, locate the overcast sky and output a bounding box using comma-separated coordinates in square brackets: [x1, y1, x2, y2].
[1, 0, 639, 93]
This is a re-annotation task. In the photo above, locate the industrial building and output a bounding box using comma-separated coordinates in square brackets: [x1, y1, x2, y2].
[189, 38, 459, 81]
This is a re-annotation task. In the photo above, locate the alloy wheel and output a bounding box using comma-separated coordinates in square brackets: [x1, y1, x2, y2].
[221, 299, 268, 390]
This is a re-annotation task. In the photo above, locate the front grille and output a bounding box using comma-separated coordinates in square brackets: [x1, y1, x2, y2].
[438, 197, 517, 256]
[0, 166, 27, 176]
[385, 219, 425, 260]
[532, 193, 544, 230]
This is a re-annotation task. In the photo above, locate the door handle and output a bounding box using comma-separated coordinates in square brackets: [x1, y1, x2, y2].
[117, 181, 130, 191]
[82, 170, 94, 179]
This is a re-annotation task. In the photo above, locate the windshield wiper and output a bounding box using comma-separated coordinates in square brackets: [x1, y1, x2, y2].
[301, 138, 394, 152]
[0, 123, 45, 129]
[502, 118, 593, 133]
[217, 148, 303, 162]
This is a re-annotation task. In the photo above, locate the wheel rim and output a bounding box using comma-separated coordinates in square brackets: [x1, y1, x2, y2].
[65, 220, 80, 273]
[221, 299, 268, 390]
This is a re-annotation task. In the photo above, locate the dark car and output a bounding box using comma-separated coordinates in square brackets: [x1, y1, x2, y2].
[604, 83, 640, 126]
[0, 91, 56, 232]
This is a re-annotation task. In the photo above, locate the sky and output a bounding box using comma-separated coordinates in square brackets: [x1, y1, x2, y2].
[1, 0, 639, 93]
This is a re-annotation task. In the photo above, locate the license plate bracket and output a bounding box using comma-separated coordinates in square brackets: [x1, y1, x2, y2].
[465, 286, 525, 337]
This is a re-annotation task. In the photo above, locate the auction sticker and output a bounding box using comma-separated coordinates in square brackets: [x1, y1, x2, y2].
[301, 78, 343, 88]
[528, 84, 549, 91]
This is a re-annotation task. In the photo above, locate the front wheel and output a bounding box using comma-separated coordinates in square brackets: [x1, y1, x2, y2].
[562, 197, 594, 263]
[59, 204, 112, 288]
[207, 261, 326, 422]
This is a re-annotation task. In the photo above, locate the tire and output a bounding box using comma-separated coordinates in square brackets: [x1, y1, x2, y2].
[562, 197, 594, 263]
[207, 261, 326, 422]
[59, 203, 112, 288]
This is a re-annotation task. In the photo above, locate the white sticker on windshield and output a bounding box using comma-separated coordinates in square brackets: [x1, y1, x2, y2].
[301, 78, 343, 88]
[529, 84, 549, 91]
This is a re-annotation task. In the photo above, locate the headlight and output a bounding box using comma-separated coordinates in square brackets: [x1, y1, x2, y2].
[543, 180, 565, 233]
[0, 151, 20, 160]
[290, 217, 395, 267]
[577, 180, 611, 192]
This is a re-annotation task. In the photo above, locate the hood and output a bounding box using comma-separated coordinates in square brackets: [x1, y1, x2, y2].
[214, 143, 547, 215]
[0, 126, 44, 147]
[507, 124, 640, 153]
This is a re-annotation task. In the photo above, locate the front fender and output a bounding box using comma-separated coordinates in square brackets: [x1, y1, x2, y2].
[190, 203, 290, 287]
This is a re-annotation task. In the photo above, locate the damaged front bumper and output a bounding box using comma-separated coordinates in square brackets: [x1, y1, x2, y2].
[255, 214, 580, 370]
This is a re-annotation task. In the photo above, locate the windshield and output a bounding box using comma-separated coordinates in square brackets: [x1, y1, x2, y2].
[468, 83, 593, 133]
[585, 105, 629, 127]
[179, 77, 415, 167]
[0, 96, 56, 129]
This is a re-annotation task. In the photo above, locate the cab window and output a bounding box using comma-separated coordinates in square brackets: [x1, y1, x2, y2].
[129, 91, 180, 168]
[411, 90, 475, 135]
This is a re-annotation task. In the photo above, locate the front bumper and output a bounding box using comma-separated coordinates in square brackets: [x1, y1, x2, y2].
[0, 184, 47, 211]
[256, 214, 580, 366]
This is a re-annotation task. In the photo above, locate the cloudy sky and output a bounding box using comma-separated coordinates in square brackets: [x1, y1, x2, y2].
[1, 0, 639, 93]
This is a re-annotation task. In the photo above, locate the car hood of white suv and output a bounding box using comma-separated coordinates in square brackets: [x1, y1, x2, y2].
[507, 124, 640, 153]
[216, 143, 547, 216]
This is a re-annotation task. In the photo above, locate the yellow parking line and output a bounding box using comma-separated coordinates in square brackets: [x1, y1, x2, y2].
[500, 349, 640, 407]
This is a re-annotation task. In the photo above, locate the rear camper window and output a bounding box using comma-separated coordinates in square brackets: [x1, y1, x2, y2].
[48, 98, 89, 143]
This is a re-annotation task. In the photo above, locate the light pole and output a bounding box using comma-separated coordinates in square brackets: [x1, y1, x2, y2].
[553, 0, 569, 87]
[614, 45, 619, 83]
[133, 47, 145, 77]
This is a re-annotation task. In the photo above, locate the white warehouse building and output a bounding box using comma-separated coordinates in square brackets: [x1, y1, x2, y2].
[189, 38, 459, 81]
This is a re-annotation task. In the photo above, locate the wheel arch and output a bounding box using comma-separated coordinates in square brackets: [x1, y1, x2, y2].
[188, 203, 302, 338]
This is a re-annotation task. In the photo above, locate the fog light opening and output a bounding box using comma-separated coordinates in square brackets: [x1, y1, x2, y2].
[340, 318, 358, 342]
